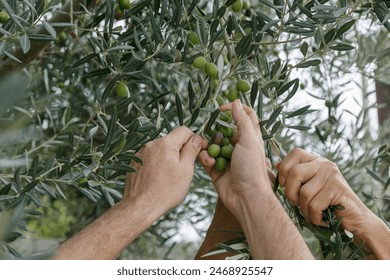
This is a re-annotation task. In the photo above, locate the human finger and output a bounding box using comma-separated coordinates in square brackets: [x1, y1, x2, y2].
[180, 135, 207, 163]
[164, 126, 195, 148]
[276, 148, 318, 186]
[297, 173, 328, 225]
[283, 159, 323, 205]
[230, 100, 258, 145]
[220, 102, 261, 142]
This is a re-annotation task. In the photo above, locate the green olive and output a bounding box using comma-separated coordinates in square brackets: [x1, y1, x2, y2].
[231, 0, 243, 13]
[220, 110, 232, 122]
[221, 144, 234, 159]
[243, 1, 250, 10]
[116, 81, 129, 97]
[188, 31, 199, 45]
[221, 137, 230, 146]
[218, 125, 235, 138]
[227, 89, 239, 102]
[214, 157, 227, 172]
[208, 144, 221, 158]
[216, 95, 225, 106]
[205, 62, 218, 78]
[118, 0, 131, 10]
[237, 79, 251, 92]
[193, 56, 207, 69]
[114, 6, 125, 20]
[0, 11, 10, 24]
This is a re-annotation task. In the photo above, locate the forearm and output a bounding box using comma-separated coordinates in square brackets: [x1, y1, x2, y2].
[52, 200, 160, 260]
[356, 216, 390, 260]
[237, 187, 314, 260]
[195, 199, 243, 259]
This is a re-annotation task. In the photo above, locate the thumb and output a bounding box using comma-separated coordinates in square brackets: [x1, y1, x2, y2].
[180, 135, 204, 163]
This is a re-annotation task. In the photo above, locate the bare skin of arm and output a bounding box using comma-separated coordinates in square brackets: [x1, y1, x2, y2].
[52, 127, 208, 260]
[197, 100, 314, 260]
[276, 148, 390, 259]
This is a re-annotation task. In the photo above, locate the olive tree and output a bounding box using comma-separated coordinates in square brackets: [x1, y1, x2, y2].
[0, 0, 389, 259]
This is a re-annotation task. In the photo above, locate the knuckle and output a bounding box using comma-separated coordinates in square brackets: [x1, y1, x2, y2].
[290, 147, 305, 156]
[289, 165, 301, 180]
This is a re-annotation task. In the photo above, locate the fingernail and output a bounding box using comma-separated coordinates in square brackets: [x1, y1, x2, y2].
[192, 135, 203, 148]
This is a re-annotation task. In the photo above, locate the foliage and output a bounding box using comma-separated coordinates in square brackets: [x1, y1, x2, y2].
[0, 0, 389, 259]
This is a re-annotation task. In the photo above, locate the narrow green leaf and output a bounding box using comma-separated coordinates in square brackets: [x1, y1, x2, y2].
[285, 105, 312, 118]
[365, 167, 386, 185]
[31, 154, 40, 181]
[266, 106, 283, 128]
[71, 53, 99, 68]
[76, 187, 98, 202]
[204, 109, 221, 133]
[286, 125, 311, 131]
[335, 19, 356, 39]
[103, 109, 118, 154]
[19, 33, 31, 54]
[270, 120, 282, 135]
[250, 80, 259, 107]
[102, 75, 120, 103]
[20, 180, 39, 195]
[295, 59, 321, 68]
[175, 93, 184, 126]
[42, 21, 56, 38]
[187, 108, 200, 127]
[330, 43, 355, 51]
[270, 58, 281, 79]
[300, 41, 309, 56]
[27, 34, 55, 42]
[276, 78, 298, 97]
[235, 34, 252, 59]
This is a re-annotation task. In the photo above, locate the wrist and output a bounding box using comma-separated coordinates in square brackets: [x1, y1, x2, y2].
[354, 215, 390, 259]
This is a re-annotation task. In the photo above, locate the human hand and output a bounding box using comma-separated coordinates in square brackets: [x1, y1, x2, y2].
[122, 126, 208, 216]
[198, 100, 272, 219]
[275, 148, 377, 237]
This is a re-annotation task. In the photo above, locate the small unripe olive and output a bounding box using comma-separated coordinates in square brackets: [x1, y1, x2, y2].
[214, 157, 227, 172]
[237, 79, 251, 92]
[116, 81, 129, 97]
[188, 31, 199, 45]
[205, 62, 218, 78]
[208, 144, 221, 158]
[242, 1, 250, 10]
[218, 125, 235, 138]
[221, 137, 230, 146]
[193, 56, 207, 69]
[0, 11, 10, 23]
[212, 131, 224, 145]
[216, 95, 225, 106]
[220, 110, 232, 122]
[114, 6, 124, 20]
[231, 0, 243, 13]
[118, 0, 131, 10]
[221, 144, 234, 159]
[227, 89, 239, 102]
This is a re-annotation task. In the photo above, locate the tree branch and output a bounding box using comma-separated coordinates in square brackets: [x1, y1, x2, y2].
[0, 0, 96, 76]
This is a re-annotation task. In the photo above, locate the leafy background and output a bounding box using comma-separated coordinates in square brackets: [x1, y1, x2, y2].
[0, 0, 389, 259]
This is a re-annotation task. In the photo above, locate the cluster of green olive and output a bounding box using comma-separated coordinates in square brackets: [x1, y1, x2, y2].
[115, 0, 131, 20]
[206, 110, 235, 172]
[192, 56, 218, 78]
